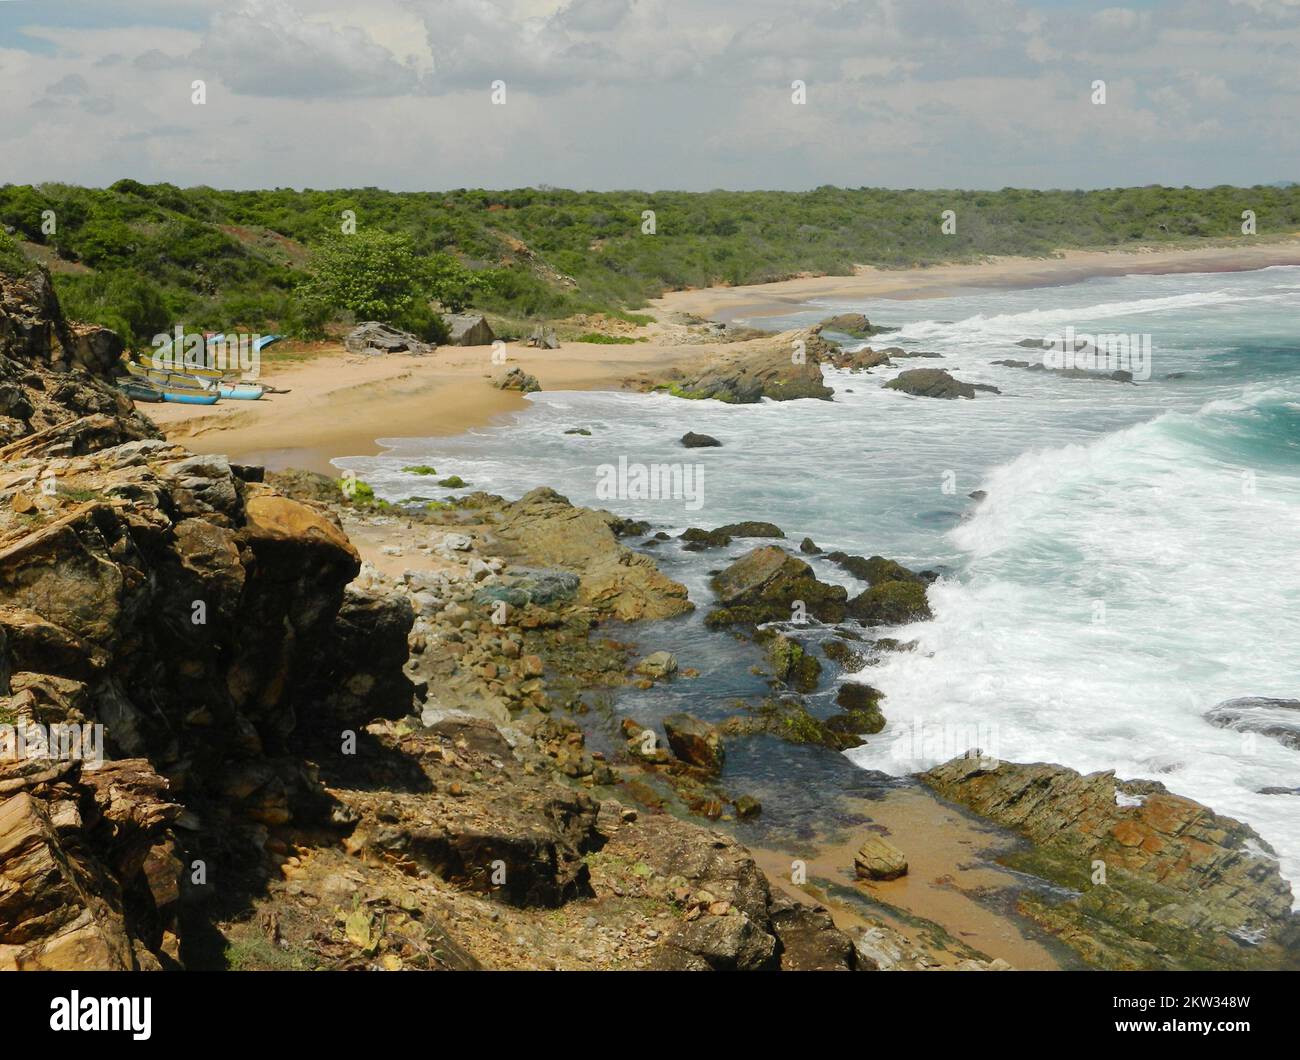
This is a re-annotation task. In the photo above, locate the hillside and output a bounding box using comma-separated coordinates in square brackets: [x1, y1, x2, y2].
[3, 181, 1299, 345]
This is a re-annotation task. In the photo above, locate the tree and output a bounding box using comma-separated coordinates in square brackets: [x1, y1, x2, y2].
[297, 230, 427, 322]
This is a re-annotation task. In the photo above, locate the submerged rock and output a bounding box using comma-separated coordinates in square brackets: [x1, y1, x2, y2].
[681, 431, 722, 448]
[662, 713, 725, 772]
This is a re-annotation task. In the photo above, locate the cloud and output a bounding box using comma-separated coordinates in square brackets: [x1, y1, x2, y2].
[192, 0, 427, 97]
[0, 0, 1296, 190]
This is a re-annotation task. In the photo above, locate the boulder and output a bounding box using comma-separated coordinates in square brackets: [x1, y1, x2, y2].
[494, 367, 541, 393]
[662, 713, 724, 772]
[706, 546, 847, 627]
[846, 580, 932, 625]
[680, 431, 722, 448]
[443, 313, 495, 346]
[343, 321, 434, 356]
[633, 650, 678, 679]
[655, 328, 834, 403]
[817, 313, 886, 339]
[769, 898, 856, 970]
[884, 368, 999, 399]
[854, 834, 908, 880]
[527, 326, 560, 349]
[714, 520, 784, 539]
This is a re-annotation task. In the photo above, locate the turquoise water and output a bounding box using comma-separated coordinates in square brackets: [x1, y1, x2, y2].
[340, 265, 1300, 889]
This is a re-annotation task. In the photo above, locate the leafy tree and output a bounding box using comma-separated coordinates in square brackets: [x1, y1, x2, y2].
[297, 230, 432, 322]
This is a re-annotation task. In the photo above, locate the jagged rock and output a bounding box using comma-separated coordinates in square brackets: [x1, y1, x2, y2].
[343, 321, 434, 356]
[662, 713, 724, 772]
[799, 537, 821, 554]
[680, 431, 721, 448]
[706, 546, 847, 627]
[854, 834, 908, 880]
[921, 755, 1300, 970]
[884, 368, 999, 399]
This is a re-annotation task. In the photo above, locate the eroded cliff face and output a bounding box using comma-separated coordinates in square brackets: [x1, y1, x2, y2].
[0, 268, 415, 968]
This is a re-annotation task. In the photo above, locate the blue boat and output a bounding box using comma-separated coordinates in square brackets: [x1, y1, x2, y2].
[216, 383, 265, 400]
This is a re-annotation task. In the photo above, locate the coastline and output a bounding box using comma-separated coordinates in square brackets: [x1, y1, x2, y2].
[651, 237, 1300, 322]
[143, 237, 1300, 475]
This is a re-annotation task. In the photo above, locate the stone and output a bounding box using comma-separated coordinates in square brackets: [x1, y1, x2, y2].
[854, 834, 908, 880]
[444, 313, 495, 346]
[884, 368, 999, 399]
[680, 431, 722, 448]
[343, 321, 434, 356]
[494, 367, 541, 393]
[706, 545, 847, 626]
[662, 713, 724, 772]
[633, 651, 677, 679]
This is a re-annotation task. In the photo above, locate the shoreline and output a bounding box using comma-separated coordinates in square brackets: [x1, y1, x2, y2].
[651, 238, 1300, 322]
[142, 238, 1300, 473]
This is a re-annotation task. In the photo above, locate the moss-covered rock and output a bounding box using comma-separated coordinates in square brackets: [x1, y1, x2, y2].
[847, 580, 931, 625]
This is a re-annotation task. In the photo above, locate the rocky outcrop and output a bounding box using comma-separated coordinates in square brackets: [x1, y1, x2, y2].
[649, 328, 834, 403]
[921, 756, 1300, 970]
[992, 359, 1134, 383]
[470, 487, 691, 622]
[0, 269, 417, 969]
[0, 267, 158, 453]
[343, 321, 434, 356]
[884, 368, 999, 399]
[816, 313, 887, 339]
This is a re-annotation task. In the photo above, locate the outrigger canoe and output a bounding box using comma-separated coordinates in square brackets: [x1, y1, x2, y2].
[127, 358, 266, 399]
[116, 377, 220, 405]
[124, 361, 264, 400]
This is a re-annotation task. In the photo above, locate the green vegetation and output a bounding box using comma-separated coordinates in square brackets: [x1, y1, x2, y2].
[436, 475, 468, 488]
[2, 181, 1297, 345]
[402, 464, 438, 475]
[572, 332, 640, 344]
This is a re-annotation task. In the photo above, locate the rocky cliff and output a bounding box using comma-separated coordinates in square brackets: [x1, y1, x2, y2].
[0, 267, 415, 969]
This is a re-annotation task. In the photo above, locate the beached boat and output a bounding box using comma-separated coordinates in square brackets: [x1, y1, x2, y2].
[116, 377, 220, 405]
[127, 356, 266, 397]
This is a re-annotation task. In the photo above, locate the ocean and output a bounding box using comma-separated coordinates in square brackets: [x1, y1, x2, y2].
[338, 265, 1300, 891]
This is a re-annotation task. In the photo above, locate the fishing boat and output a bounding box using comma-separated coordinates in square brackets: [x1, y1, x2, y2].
[127, 355, 266, 398]
[116, 377, 220, 405]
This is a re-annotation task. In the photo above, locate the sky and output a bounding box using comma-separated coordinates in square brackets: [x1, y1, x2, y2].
[0, 0, 1297, 192]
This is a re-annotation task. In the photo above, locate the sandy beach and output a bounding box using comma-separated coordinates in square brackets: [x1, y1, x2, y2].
[141, 238, 1300, 474]
[652, 238, 1300, 322]
[144, 334, 704, 475]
